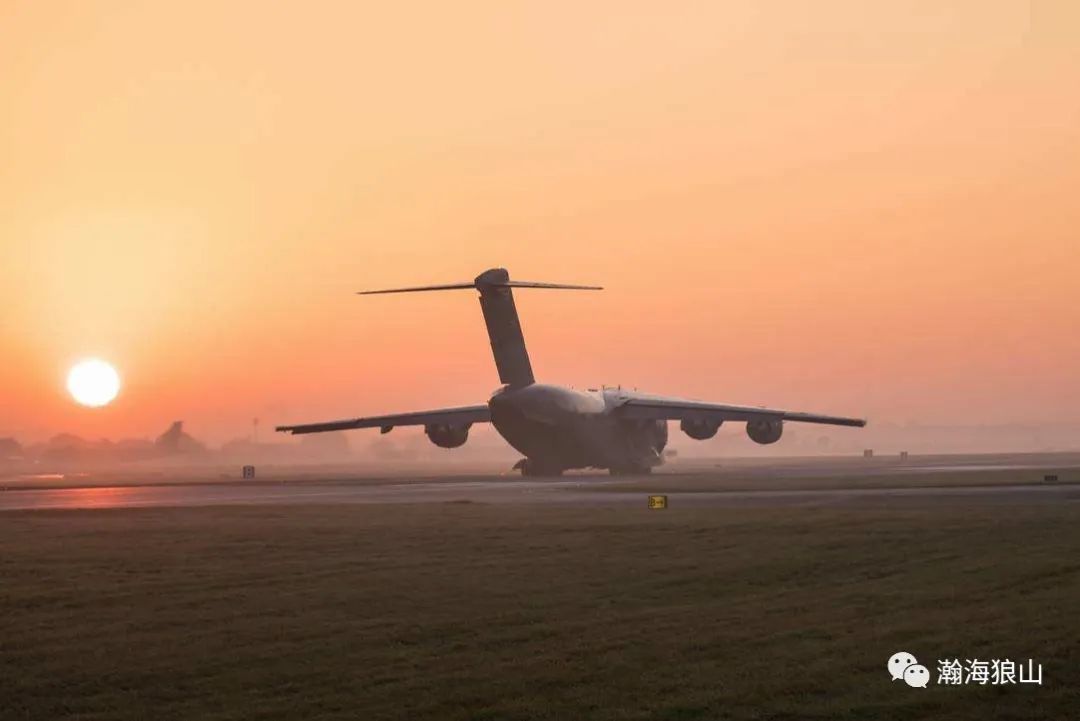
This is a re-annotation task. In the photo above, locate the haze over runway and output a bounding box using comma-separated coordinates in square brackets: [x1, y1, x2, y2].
[3, 454, 1077, 512]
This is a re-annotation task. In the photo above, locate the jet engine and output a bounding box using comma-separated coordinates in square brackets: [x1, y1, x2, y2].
[680, 418, 722, 440]
[746, 419, 783, 445]
[424, 423, 471, 449]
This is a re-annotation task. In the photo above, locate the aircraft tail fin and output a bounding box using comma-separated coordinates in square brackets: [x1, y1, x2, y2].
[357, 268, 601, 388]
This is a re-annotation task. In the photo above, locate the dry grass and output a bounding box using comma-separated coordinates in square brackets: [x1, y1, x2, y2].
[2, 501, 1078, 720]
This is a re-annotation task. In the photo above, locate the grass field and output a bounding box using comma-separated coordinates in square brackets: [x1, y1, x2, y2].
[2, 500, 1079, 720]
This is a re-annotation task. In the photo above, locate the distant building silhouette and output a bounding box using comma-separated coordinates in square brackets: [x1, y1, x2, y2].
[154, 421, 206, 454]
[0, 437, 22, 460]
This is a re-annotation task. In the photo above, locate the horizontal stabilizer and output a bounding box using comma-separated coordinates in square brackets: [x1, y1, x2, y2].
[354, 268, 601, 388]
[358, 279, 602, 295]
[499, 280, 602, 291]
[357, 283, 476, 295]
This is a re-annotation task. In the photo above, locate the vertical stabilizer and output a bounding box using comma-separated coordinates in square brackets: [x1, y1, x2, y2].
[356, 268, 601, 389]
[475, 268, 534, 387]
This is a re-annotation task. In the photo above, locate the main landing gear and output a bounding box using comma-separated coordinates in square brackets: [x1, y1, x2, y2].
[608, 465, 652, 476]
[512, 459, 655, 477]
[513, 458, 564, 477]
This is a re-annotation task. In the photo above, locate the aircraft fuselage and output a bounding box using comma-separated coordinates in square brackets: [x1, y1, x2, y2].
[489, 383, 668, 474]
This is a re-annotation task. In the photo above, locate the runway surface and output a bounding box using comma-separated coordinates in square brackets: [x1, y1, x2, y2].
[2, 453, 1078, 511]
[2, 476, 1079, 511]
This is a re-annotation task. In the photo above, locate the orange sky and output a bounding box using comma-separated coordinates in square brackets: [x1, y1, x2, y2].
[1, 1, 1078, 444]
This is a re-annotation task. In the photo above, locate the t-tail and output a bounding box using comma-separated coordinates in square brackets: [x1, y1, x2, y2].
[358, 268, 601, 388]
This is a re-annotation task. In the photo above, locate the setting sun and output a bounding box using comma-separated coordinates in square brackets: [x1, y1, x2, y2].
[67, 359, 121, 408]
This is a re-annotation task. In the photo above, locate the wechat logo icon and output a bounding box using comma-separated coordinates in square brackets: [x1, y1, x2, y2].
[888, 651, 929, 688]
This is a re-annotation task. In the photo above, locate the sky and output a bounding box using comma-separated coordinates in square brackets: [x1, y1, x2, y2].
[1, 1, 1078, 445]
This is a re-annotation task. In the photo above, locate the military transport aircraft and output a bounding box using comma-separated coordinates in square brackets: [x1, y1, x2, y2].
[277, 268, 866, 475]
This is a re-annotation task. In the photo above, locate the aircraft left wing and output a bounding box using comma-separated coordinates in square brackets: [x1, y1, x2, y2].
[616, 395, 866, 427]
[276, 404, 491, 435]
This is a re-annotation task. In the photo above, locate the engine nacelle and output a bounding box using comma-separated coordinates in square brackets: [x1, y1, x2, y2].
[746, 419, 783, 445]
[680, 418, 722, 441]
[424, 423, 471, 449]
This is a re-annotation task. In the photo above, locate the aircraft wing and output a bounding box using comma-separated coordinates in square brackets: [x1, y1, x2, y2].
[616, 395, 866, 427]
[276, 404, 491, 435]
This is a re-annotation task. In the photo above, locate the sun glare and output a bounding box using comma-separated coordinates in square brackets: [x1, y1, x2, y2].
[67, 359, 121, 408]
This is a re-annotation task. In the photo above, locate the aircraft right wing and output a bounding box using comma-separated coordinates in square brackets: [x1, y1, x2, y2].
[615, 395, 866, 427]
[275, 404, 491, 435]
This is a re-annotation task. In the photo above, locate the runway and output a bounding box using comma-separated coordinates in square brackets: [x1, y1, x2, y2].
[2, 452, 1078, 511]
[2, 476, 1079, 511]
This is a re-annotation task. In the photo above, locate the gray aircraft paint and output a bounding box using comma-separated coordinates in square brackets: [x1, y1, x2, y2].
[475, 268, 535, 388]
[278, 268, 865, 476]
